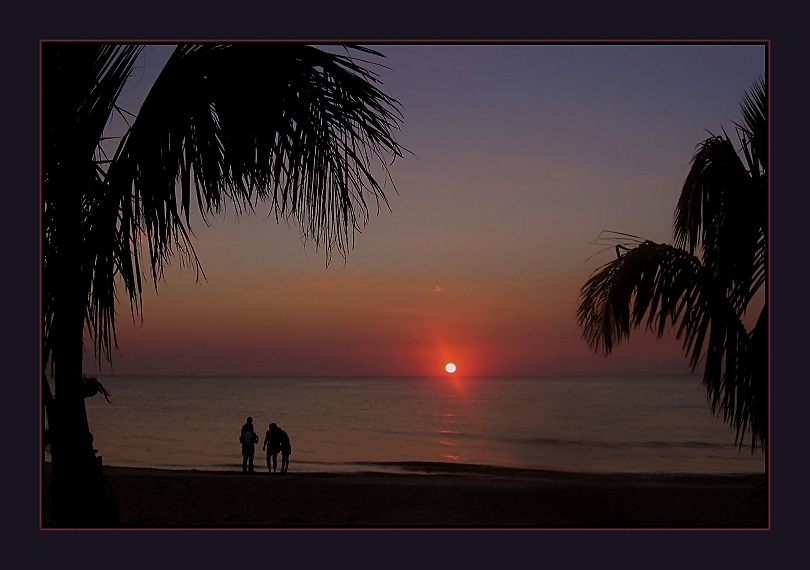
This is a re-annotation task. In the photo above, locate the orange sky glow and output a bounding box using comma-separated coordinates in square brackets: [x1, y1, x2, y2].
[81, 44, 765, 378]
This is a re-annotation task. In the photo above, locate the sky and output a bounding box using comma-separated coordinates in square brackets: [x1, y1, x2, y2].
[86, 43, 766, 378]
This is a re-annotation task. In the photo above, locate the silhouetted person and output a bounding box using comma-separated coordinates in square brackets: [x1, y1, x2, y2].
[278, 426, 292, 473]
[262, 422, 281, 473]
[240, 417, 259, 474]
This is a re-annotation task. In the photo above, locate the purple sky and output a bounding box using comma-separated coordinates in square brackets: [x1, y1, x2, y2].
[87, 43, 766, 377]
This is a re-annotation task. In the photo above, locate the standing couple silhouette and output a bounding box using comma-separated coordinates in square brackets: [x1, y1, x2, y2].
[240, 417, 291, 474]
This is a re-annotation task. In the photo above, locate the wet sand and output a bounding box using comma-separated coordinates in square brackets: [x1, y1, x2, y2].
[41, 463, 767, 528]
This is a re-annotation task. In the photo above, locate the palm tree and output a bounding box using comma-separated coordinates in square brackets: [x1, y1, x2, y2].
[42, 43, 406, 525]
[577, 77, 767, 453]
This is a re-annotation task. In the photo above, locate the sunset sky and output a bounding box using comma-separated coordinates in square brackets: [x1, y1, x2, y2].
[86, 43, 766, 378]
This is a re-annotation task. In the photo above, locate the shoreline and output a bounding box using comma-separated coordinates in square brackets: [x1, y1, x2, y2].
[41, 463, 767, 529]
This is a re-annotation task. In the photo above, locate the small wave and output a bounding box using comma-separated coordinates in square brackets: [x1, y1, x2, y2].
[640, 440, 728, 450]
[515, 437, 621, 448]
[514, 437, 729, 450]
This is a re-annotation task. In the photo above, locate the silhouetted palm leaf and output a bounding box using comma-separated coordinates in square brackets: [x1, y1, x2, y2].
[738, 76, 767, 174]
[578, 241, 705, 356]
[43, 44, 144, 368]
[45, 43, 406, 367]
[673, 77, 766, 314]
[578, 77, 767, 451]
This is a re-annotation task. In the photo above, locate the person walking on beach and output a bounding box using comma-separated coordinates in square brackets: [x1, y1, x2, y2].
[262, 423, 281, 473]
[278, 426, 292, 474]
[240, 417, 259, 474]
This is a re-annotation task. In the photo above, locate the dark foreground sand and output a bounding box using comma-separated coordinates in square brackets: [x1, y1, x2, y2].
[41, 463, 767, 529]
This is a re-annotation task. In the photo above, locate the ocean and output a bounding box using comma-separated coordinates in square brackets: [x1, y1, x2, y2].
[61, 375, 765, 475]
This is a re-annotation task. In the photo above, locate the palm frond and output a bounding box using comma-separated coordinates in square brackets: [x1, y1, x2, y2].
[42, 43, 144, 366]
[578, 239, 765, 450]
[577, 241, 705, 355]
[673, 78, 767, 316]
[737, 75, 767, 175]
[45, 43, 407, 371]
[674, 135, 765, 313]
[578, 78, 768, 451]
[105, 43, 405, 275]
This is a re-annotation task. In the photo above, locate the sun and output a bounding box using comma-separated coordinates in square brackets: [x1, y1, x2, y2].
[445, 363, 457, 373]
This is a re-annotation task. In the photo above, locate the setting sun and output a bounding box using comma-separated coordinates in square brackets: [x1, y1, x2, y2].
[445, 363, 457, 373]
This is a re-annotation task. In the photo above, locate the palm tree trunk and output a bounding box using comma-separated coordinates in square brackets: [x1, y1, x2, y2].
[47, 179, 116, 527]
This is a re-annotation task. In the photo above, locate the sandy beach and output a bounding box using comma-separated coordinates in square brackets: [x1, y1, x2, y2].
[41, 463, 767, 529]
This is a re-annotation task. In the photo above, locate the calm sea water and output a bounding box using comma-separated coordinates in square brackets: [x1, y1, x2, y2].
[62, 375, 765, 475]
